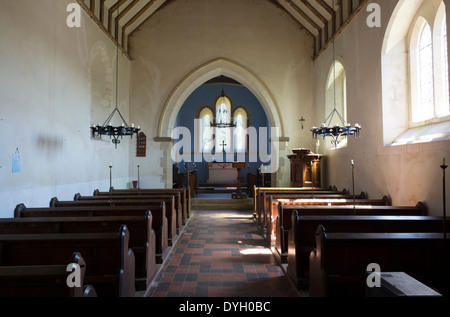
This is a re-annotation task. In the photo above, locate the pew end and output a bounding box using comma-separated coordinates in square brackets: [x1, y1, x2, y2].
[83, 285, 98, 297]
[49, 197, 59, 207]
[14, 203, 26, 218]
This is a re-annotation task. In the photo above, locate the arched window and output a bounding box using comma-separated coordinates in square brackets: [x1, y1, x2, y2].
[439, 8, 450, 117]
[416, 21, 434, 122]
[196, 94, 250, 155]
[382, 0, 450, 146]
[199, 107, 213, 152]
[233, 107, 248, 153]
[325, 60, 347, 148]
[215, 95, 232, 153]
[409, 2, 449, 125]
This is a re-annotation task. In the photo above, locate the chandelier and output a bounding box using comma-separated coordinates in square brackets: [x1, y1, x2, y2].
[311, 109, 361, 147]
[311, 24, 361, 147]
[211, 76, 236, 129]
[90, 5, 139, 149]
[91, 109, 140, 149]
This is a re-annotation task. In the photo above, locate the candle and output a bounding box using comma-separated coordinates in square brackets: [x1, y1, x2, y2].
[444, 158, 446, 166]
[351, 159, 354, 166]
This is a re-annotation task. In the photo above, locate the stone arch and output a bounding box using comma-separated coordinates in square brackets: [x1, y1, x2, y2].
[157, 57, 284, 138]
[156, 57, 287, 187]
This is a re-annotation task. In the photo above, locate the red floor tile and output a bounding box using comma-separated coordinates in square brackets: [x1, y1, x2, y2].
[145, 209, 301, 298]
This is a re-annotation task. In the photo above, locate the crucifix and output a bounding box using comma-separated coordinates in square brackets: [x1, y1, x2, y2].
[220, 140, 227, 162]
[299, 117, 306, 130]
[220, 140, 227, 154]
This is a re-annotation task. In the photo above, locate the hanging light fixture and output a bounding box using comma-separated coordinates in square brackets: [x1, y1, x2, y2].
[211, 75, 236, 129]
[311, 2, 361, 147]
[90, 4, 139, 149]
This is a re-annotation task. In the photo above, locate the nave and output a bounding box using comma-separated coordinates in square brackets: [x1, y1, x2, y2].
[145, 208, 303, 297]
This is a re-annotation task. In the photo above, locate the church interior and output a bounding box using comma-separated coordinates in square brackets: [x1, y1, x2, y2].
[0, 0, 450, 301]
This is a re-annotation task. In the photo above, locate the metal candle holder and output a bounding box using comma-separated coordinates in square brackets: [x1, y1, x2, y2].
[351, 160, 356, 215]
[137, 165, 140, 189]
[441, 158, 448, 242]
[109, 163, 113, 206]
[311, 160, 315, 199]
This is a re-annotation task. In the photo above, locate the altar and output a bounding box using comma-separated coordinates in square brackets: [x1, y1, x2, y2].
[207, 162, 238, 184]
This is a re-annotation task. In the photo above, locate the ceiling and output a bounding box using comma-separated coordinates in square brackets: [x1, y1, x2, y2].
[77, 0, 368, 59]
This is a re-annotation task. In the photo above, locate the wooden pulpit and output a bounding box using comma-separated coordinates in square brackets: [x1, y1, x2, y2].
[288, 149, 323, 187]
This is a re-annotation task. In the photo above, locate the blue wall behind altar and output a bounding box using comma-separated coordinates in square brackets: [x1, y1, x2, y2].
[173, 82, 270, 185]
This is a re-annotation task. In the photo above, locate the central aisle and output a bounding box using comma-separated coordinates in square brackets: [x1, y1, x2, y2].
[145, 209, 303, 297]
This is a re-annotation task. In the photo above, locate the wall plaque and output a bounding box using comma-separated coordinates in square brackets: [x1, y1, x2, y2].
[137, 132, 146, 157]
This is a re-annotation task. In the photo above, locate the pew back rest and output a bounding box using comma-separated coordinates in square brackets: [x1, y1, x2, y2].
[0, 225, 135, 297]
[310, 225, 449, 296]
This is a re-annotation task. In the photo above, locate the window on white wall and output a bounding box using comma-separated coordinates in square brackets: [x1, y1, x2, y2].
[325, 60, 347, 149]
[409, 2, 449, 126]
[382, 0, 450, 146]
[416, 22, 434, 122]
[440, 10, 450, 117]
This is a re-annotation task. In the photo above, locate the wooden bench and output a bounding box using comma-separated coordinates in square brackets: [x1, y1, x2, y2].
[94, 188, 190, 225]
[254, 186, 354, 225]
[263, 194, 386, 236]
[287, 213, 448, 289]
[0, 225, 135, 297]
[15, 203, 169, 264]
[1, 213, 156, 290]
[309, 225, 450, 297]
[253, 185, 344, 219]
[53, 196, 177, 246]
[0, 252, 97, 297]
[75, 192, 184, 233]
[274, 201, 426, 244]
[270, 199, 423, 257]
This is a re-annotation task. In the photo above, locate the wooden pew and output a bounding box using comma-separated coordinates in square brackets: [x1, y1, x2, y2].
[54, 196, 177, 246]
[15, 203, 169, 264]
[259, 191, 367, 227]
[254, 186, 352, 224]
[94, 188, 190, 225]
[1, 213, 156, 290]
[75, 192, 184, 233]
[287, 212, 448, 289]
[270, 196, 392, 254]
[309, 225, 450, 297]
[0, 252, 97, 297]
[253, 185, 341, 216]
[273, 202, 426, 252]
[262, 193, 381, 234]
[0, 225, 135, 297]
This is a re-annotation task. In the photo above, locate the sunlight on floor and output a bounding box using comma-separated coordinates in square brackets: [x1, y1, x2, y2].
[239, 248, 273, 255]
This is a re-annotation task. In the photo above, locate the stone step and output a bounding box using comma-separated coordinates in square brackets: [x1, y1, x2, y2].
[191, 198, 253, 210]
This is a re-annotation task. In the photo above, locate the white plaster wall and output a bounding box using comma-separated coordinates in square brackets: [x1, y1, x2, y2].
[128, 0, 316, 188]
[314, 0, 450, 216]
[0, 0, 132, 217]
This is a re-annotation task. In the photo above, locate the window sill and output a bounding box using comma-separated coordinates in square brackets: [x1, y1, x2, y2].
[390, 120, 450, 146]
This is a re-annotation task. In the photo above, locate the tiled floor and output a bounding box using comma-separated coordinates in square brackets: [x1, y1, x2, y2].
[145, 209, 303, 297]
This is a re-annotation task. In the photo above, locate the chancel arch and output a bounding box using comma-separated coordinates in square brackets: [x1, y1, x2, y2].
[156, 58, 286, 188]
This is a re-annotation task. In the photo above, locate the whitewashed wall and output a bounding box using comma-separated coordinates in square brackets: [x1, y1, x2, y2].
[314, 0, 450, 216]
[0, 0, 132, 217]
